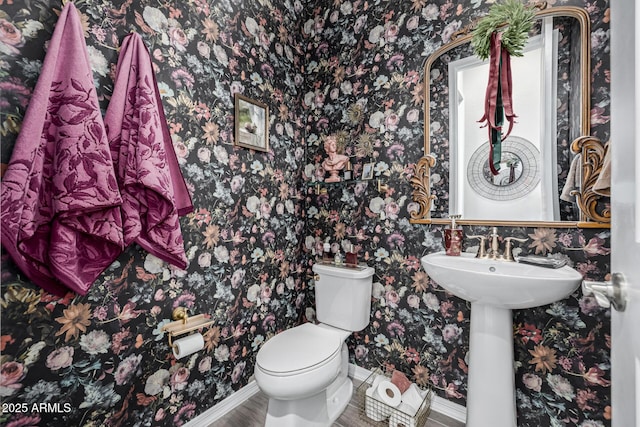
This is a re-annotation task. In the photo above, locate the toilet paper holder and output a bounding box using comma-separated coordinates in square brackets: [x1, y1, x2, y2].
[161, 307, 214, 347]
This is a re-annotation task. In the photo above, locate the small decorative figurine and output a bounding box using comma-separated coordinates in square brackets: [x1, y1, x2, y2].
[322, 135, 349, 183]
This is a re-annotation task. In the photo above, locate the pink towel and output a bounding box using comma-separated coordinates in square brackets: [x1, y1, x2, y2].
[0, 2, 124, 296]
[104, 32, 192, 270]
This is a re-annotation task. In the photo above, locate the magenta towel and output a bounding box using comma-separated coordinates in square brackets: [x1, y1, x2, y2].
[104, 32, 192, 270]
[0, 2, 124, 296]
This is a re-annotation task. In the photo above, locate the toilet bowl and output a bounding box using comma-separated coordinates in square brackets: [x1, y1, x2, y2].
[255, 323, 353, 426]
[255, 323, 348, 400]
[254, 323, 353, 427]
[254, 263, 375, 427]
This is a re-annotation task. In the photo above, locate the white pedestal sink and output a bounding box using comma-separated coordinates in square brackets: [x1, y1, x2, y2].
[421, 252, 583, 427]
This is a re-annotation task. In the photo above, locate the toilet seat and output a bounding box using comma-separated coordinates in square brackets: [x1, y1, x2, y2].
[256, 323, 343, 376]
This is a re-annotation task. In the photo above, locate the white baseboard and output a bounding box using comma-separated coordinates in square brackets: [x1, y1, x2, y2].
[186, 364, 467, 426]
[184, 380, 260, 427]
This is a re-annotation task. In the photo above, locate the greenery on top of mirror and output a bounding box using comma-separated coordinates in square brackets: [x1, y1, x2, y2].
[471, 0, 536, 59]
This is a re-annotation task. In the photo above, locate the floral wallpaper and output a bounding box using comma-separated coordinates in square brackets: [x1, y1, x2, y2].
[1, 0, 308, 425]
[1, 1, 612, 427]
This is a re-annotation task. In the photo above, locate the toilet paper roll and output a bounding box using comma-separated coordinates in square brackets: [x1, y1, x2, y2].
[365, 386, 389, 421]
[172, 333, 204, 359]
[376, 380, 402, 408]
[371, 373, 386, 389]
[388, 402, 417, 427]
[400, 384, 425, 416]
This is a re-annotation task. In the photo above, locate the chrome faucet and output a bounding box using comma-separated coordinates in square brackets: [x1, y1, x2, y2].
[468, 227, 527, 261]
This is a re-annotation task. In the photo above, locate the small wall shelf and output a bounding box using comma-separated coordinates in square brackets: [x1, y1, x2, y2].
[307, 178, 387, 195]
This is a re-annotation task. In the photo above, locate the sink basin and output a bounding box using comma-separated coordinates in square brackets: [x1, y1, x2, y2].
[421, 252, 583, 427]
[421, 252, 583, 309]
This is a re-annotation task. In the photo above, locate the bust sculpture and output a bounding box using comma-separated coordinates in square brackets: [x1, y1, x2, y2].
[322, 135, 349, 183]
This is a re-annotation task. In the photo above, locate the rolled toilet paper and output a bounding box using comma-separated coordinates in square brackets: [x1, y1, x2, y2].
[172, 333, 204, 359]
[400, 384, 425, 416]
[371, 373, 386, 389]
[365, 386, 389, 421]
[388, 402, 417, 427]
[376, 380, 402, 408]
[365, 374, 394, 421]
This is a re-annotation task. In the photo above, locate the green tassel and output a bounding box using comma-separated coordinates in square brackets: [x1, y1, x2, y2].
[491, 57, 504, 173]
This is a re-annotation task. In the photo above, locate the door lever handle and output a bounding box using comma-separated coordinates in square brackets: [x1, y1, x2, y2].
[582, 273, 627, 311]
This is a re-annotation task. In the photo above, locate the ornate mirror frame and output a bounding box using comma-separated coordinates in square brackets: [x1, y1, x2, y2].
[410, 5, 609, 228]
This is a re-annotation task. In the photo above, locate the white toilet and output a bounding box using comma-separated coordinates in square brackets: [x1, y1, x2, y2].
[254, 263, 374, 427]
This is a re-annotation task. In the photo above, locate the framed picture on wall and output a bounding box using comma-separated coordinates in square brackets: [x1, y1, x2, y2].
[234, 93, 269, 152]
[361, 162, 375, 180]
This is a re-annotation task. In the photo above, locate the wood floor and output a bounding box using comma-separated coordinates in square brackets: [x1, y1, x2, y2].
[211, 381, 465, 427]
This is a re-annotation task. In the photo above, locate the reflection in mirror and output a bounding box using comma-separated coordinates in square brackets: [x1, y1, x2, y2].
[410, 6, 609, 226]
[465, 136, 542, 219]
[450, 27, 559, 221]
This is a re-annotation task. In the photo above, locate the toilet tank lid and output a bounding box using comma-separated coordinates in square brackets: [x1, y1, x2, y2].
[312, 263, 374, 279]
[256, 323, 343, 374]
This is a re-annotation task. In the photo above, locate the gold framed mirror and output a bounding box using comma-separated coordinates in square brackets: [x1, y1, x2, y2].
[409, 5, 609, 228]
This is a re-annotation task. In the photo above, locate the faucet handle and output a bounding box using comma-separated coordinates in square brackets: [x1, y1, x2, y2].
[503, 236, 528, 261]
[467, 235, 488, 258]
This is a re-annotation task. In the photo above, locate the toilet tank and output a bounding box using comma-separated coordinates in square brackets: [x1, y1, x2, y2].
[312, 263, 374, 332]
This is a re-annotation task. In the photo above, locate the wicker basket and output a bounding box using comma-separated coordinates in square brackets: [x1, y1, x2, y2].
[356, 370, 432, 427]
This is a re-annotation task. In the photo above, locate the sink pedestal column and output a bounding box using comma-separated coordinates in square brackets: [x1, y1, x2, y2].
[466, 303, 517, 427]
